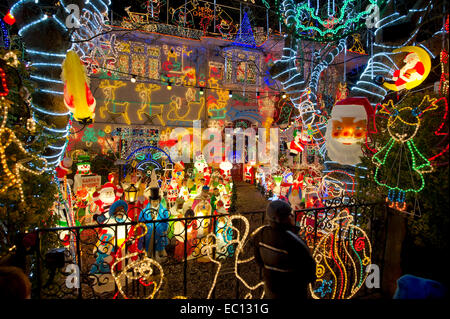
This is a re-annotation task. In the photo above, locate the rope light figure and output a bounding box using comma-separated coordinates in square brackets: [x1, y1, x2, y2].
[372, 96, 443, 210]
[0, 98, 47, 202]
[277, 0, 379, 42]
[111, 223, 165, 299]
[309, 209, 371, 299]
[439, 49, 449, 96]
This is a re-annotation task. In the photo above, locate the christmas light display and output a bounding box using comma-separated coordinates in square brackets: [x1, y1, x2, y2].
[351, 0, 435, 107]
[439, 49, 449, 96]
[11, 0, 112, 166]
[0, 20, 10, 48]
[135, 83, 165, 125]
[232, 11, 257, 48]
[202, 214, 264, 299]
[111, 223, 165, 299]
[98, 80, 130, 125]
[309, 209, 371, 299]
[277, 0, 380, 42]
[373, 96, 444, 208]
[348, 33, 366, 55]
[0, 98, 48, 202]
[383, 46, 431, 92]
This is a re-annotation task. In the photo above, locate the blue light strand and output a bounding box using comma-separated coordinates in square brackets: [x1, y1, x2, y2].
[31, 103, 70, 116]
[52, 15, 69, 32]
[26, 49, 67, 58]
[30, 74, 64, 84]
[18, 15, 48, 36]
[31, 62, 63, 67]
[13, 0, 109, 167]
[0, 19, 10, 48]
[37, 88, 64, 95]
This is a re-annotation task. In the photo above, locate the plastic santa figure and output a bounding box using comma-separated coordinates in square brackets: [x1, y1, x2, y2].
[335, 82, 349, 102]
[325, 97, 374, 165]
[92, 176, 124, 222]
[221, 193, 231, 211]
[392, 52, 425, 90]
[219, 160, 232, 179]
[203, 165, 212, 185]
[289, 129, 307, 156]
[55, 156, 73, 180]
[243, 163, 255, 183]
[293, 171, 304, 192]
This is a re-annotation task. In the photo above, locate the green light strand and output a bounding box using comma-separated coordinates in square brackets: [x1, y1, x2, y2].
[293, 0, 378, 37]
[373, 138, 431, 194]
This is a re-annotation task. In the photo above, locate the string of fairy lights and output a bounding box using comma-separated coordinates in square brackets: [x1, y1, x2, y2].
[90, 64, 288, 101]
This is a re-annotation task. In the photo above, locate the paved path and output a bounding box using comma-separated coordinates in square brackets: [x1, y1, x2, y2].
[234, 181, 269, 213]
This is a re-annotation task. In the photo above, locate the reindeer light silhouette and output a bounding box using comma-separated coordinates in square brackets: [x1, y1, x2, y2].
[99, 80, 130, 125]
[135, 83, 166, 125]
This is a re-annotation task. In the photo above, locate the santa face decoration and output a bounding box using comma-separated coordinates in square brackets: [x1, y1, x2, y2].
[325, 97, 373, 165]
[99, 187, 117, 205]
[330, 117, 367, 144]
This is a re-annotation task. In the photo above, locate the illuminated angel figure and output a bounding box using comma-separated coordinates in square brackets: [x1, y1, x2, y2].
[0, 99, 47, 202]
[372, 96, 442, 210]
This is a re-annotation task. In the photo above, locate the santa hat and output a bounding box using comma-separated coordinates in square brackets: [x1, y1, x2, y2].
[331, 97, 376, 133]
[331, 97, 374, 121]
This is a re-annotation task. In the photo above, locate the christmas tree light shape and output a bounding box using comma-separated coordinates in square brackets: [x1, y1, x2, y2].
[232, 11, 257, 48]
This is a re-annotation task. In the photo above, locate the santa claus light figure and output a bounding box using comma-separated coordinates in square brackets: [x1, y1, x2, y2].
[392, 52, 425, 90]
[325, 97, 374, 165]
